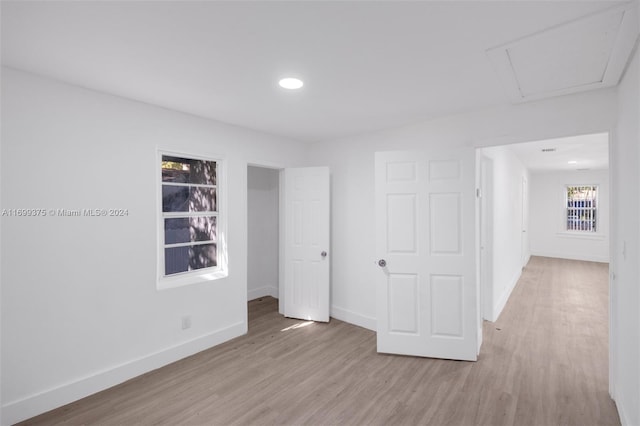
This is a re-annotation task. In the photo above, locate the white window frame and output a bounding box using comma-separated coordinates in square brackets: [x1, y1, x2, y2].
[157, 149, 228, 290]
[559, 184, 601, 238]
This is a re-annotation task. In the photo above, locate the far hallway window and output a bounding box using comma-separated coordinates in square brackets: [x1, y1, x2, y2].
[566, 185, 598, 232]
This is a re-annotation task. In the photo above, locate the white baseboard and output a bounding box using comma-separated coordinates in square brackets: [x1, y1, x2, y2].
[331, 305, 376, 331]
[616, 395, 631, 426]
[2, 321, 246, 426]
[530, 251, 609, 263]
[247, 285, 278, 301]
[492, 269, 522, 322]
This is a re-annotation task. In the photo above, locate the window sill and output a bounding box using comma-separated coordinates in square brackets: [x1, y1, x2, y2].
[555, 232, 606, 241]
[157, 267, 228, 290]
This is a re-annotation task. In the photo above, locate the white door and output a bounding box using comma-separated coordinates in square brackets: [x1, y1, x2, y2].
[283, 167, 330, 322]
[521, 177, 529, 268]
[375, 149, 478, 361]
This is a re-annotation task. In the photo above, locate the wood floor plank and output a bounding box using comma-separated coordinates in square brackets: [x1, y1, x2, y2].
[19, 257, 619, 425]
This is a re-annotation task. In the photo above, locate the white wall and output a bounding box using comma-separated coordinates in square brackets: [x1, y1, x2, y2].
[247, 166, 279, 301]
[529, 170, 609, 263]
[481, 146, 529, 321]
[611, 40, 640, 426]
[307, 88, 617, 331]
[0, 63, 3, 426]
[0, 68, 306, 425]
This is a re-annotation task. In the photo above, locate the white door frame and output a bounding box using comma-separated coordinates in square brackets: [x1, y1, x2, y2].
[521, 176, 529, 268]
[245, 161, 285, 315]
[247, 164, 282, 304]
[606, 131, 616, 399]
[479, 155, 494, 322]
[247, 163, 326, 318]
[476, 130, 614, 398]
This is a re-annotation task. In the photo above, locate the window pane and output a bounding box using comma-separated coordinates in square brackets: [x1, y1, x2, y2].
[190, 159, 216, 186]
[162, 156, 216, 185]
[164, 243, 217, 275]
[162, 157, 190, 183]
[163, 186, 217, 213]
[189, 187, 216, 212]
[190, 216, 217, 242]
[162, 185, 189, 212]
[566, 185, 597, 232]
[165, 246, 190, 275]
[165, 216, 217, 244]
[165, 218, 189, 244]
[189, 244, 217, 270]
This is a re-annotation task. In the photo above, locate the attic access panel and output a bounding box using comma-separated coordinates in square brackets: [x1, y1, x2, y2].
[487, 3, 639, 103]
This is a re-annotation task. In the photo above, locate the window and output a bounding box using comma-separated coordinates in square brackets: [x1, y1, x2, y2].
[566, 185, 598, 232]
[160, 153, 220, 279]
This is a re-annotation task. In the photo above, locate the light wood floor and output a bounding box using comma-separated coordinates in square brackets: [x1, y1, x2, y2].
[21, 256, 618, 425]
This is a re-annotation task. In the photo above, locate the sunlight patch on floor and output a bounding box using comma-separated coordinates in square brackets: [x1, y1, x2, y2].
[281, 321, 315, 332]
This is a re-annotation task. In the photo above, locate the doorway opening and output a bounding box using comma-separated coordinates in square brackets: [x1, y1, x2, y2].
[247, 165, 281, 321]
[478, 131, 609, 322]
[477, 130, 611, 388]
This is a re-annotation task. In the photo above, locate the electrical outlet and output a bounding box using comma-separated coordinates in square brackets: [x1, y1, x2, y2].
[181, 315, 191, 330]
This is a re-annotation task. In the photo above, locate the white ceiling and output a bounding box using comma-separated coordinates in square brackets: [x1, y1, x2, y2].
[0, 1, 634, 143]
[508, 132, 610, 172]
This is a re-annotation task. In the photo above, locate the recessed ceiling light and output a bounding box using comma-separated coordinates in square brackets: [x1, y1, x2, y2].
[568, 160, 578, 164]
[279, 77, 303, 90]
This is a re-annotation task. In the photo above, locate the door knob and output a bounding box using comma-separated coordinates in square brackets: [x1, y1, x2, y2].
[378, 259, 387, 267]
[321, 251, 327, 258]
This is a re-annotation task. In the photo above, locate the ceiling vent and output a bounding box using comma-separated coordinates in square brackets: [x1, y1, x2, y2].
[487, 3, 639, 103]
[541, 148, 556, 152]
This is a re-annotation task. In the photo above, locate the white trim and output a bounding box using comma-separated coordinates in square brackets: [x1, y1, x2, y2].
[247, 285, 278, 301]
[246, 160, 286, 170]
[161, 182, 217, 189]
[530, 250, 609, 263]
[564, 184, 599, 233]
[616, 394, 631, 426]
[555, 231, 606, 240]
[165, 240, 218, 249]
[492, 269, 522, 322]
[1, 321, 246, 426]
[609, 268, 616, 400]
[157, 266, 230, 290]
[244, 162, 286, 316]
[157, 149, 229, 289]
[163, 211, 218, 218]
[607, 129, 616, 404]
[330, 305, 376, 331]
[279, 170, 286, 316]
